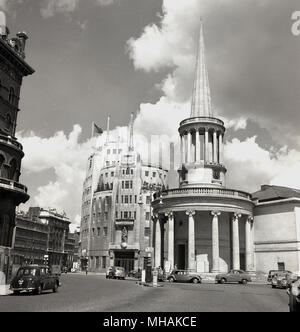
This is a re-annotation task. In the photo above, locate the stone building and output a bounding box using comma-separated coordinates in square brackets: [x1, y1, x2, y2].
[152, 21, 255, 274]
[80, 116, 168, 273]
[0, 12, 34, 282]
[252, 185, 300, 274]
[11, 212, 49, 275]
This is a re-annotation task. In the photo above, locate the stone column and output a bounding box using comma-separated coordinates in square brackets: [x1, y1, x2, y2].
[218, 133, 223, 164]
[180, 134, 184, 165]
[205, 129, 209, 162]
[213, 130, 218, 163]
[232, 213, 241, 270]
[186, 210, 196, 271]
[154, 216, 161, 268]
[187, 131, 192, 163]
[195, 129, 200, 163]
[245, 216, 254, 272]
[211, 211, 221, 273]
[166, 212, 174, 271]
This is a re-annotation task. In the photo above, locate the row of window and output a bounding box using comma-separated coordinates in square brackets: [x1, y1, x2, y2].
[115, 211, 136, 219]
[107, 149, 122, 155]
[121, 180, 133, 189]
[90, 256, 107, 269]
[92, 226, 108, 237]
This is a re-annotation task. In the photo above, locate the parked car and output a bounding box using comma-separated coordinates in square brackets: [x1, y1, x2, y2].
[215, 270, 252, 284]
[287, 277, 300, 312]
[106, 266, 126, 280]
[128, 269, 142, 279]
[10, 265, 60, 295]
[167, 270, 202, 284]
[267, 270, 292, 284]
[271, 271, 293, 289]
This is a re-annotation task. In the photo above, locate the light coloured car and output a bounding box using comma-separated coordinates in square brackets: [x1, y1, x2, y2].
[106, 266, 126, 280]
[271, 271, 293, 289]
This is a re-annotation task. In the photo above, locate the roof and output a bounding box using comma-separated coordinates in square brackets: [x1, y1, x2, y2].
[252, 185, 300, 202]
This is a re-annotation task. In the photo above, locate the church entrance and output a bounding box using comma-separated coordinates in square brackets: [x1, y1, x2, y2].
[177, 244, 186, 270]
[114, 251, 135, 273]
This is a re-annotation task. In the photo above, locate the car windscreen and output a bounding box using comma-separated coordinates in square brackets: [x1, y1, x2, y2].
[17, 268, 39, 277]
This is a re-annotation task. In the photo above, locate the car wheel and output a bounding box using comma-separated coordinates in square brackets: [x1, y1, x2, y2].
[35, 284, 42, 295]
[13, 291, 20, 295]
[168, 277, 175, 283]
[192, 278, 199, 284]
[241, 279, 247, 285]
[220, 278, 226, 284]
[53, 283, 58, 293]
[272, 285, 276, 288]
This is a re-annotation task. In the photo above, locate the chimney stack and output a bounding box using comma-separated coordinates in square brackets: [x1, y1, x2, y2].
[16, 31, 28, 58]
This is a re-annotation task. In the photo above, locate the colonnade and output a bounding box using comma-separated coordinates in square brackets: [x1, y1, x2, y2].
[180, 128, 224, 165]
[154, 211, 255, 273]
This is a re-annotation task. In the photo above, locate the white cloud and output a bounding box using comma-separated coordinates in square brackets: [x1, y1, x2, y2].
[224, 136, 300, 193]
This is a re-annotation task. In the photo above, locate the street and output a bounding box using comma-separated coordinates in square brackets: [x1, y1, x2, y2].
[0, 273, 289, 312]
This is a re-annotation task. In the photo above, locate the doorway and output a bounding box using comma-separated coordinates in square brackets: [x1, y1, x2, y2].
[114, 251, 135, 273]
[177, 245, 186, 269]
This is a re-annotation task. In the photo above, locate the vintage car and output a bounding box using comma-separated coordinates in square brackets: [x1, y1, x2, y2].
[128, 269, 142, 279]
[287, 277, 300, 312]
[271, 271, 293, 289]
[267, 270, 292, 284]
[106, 266, 126, 280]
[215, 270, 252, 284]
[10, 265, 60, 295]
[167, 270, 202, 284]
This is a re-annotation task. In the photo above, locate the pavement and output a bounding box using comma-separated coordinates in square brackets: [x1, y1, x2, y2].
[0, 273, 289, 312]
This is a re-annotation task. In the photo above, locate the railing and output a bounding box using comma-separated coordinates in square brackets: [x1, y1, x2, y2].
[155, 187, 252, 200]
[180, 117, 224, 127]
[0, 134, 23, 150]
[0, 177, 28, 194]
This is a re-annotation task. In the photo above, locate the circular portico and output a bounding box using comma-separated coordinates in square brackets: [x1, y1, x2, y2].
[152, 187, 255, 273]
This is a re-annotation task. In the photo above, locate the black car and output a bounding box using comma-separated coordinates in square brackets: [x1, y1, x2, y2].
[10, 265, 60, 295]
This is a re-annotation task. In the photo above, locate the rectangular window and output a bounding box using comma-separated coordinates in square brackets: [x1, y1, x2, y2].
[153, 172, 156, 177]
[126, 168, 130, 175]
[129, 195, 132, 204]
[146, 196, 150, 204]
[278, 262, 285, 271]
[124, 211, 128, 219]
[121, 211, 123, 219]
[144, 227, 150, 237]
[111, 172, 114, 177]
[134, 211, 136, 219]
[116, 195, 118, 203]
[124, 196, 129, 204]
[131, 169, 134, 175]
[146, 212, 150, 221]
[121, 196, 124, 203]
[129, 211, 132, 218]
[105, 173, 108, 177]
[97, 228, 100, 236]
[134, 195, 137, 204]
[122, 181, 124, 189]
[115, 211, 118, 219]
[145, 171, 149, 177]
[130, 181, 133, 189]
[103, 227, 108, 236]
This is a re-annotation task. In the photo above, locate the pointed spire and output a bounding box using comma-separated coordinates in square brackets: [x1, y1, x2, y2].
[106, 116, 110, 144]
[128, 112, 134, 152]
[190, 19, 213, 118]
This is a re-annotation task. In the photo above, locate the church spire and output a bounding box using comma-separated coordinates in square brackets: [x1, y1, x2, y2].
[190, 19, 213, 118]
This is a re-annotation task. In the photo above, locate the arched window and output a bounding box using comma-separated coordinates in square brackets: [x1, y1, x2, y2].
[9, 158, 17, 180]
[9, 87, 15, 104]
[0, 154, 5, 177]
[6, 113, 11, 130]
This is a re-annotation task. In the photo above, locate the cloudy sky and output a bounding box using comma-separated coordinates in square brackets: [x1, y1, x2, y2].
[1, 0, 299, 231]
